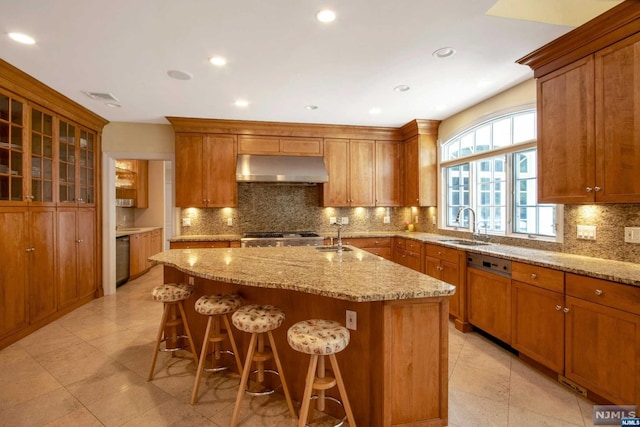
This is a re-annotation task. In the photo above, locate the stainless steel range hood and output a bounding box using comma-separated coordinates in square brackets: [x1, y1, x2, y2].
[236, 154, 329, 183]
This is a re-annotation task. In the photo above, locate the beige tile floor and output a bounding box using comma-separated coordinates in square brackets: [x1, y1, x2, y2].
[0, 265, 601, 427]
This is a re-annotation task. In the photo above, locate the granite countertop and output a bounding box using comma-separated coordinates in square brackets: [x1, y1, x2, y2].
[149, 246, 456, 302]
[116, 226, 162, 237]
[167, 231, 639, 287]
[170, 234, 243, 242]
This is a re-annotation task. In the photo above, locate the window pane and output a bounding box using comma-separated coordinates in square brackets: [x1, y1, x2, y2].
[475, 125, 491, 152]
[492, 118, 511, 148]
[446, 164, 469, 227]
[460, 133, 474, 157]
[513, 112, 536, 143]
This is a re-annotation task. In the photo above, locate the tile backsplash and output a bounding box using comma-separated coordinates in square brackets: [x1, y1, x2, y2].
[179, 184, 639, 264]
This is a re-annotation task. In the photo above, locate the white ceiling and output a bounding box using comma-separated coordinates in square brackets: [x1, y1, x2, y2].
[0, 0, 620, 127]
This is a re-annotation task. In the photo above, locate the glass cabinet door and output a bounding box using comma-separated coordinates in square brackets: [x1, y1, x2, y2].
[0, 93, 24, 202]
[30, 109, 54, 203]
[58, 120, 76, 203]
[78, 129, 95, 204]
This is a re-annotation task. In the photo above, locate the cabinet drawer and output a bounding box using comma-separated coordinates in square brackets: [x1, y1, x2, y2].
[394, 238, 406, 250]
[405, 239, 422, 253]
[364, 247, 391, 259]
[512, 262, 564, 293]
[425, 244, 459, 263]
[566, 273, 640, 315]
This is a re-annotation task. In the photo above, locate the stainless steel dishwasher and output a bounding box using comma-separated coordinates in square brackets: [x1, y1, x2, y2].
[116, 235, 130, 287]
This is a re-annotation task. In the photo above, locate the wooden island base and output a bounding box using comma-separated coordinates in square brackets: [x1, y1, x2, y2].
[164, 266, 449, 427]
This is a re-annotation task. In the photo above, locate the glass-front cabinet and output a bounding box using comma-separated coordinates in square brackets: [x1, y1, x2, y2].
[30, 108, 54, 203]
[58, 119, 76, 204]
[78, 129, 95, 204]
[0, 91, 25, 203]
[58, 119, 96, 206]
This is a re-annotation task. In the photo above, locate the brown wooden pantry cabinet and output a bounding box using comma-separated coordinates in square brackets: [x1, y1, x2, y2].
[518, 2, 640, 204]
[0, 60, 106, 349]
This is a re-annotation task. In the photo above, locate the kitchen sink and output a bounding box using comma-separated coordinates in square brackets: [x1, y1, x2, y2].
[439, 239, 490, 246]
[315, 246, 353, 252]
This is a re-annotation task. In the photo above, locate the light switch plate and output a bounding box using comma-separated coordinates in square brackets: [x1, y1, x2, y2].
[341, 217, 349, 225]
[625, 227, 640, 243]
[383, 216, 390, 224]
[577, 224, 596, 240]
[182, 217, 192, 227]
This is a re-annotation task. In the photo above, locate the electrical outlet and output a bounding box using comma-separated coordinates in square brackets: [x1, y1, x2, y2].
[182, 217, 192, 227]
[330, 217, 337, 224]
[383, 216, 390, 224]
[346, 310, 357, 330]
[625, 227, 640, 243]
[188, 276, 194, 285]
[432, 215, 437, 225]
[227, 217, 233, 226]
[341, 217, 349, 225]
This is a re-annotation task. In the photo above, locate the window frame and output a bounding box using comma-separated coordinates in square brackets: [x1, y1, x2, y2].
[439, 110, 562, 242]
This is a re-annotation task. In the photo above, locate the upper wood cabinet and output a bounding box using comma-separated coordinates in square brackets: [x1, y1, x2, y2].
[175, 134, 237, 207]
[238, 135, 323, 156]
[402, 121, 438, 207]
[115, 160, 148, 208]
[518, 3, 640, 203]
[0, 90, 26, 205]
[375, 141, 401, 206]
[322, 138, 375, 206]
[58, 120, 97, 206]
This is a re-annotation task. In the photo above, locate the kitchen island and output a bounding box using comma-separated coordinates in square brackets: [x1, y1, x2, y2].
[150, 246, 455, 427]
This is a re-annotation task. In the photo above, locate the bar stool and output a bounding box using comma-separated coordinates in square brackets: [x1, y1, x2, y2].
[191, 293, 244, 405]
[148, 283, 199, 381]
[287, 319, 356, 427]
[230, 304, 296, 426]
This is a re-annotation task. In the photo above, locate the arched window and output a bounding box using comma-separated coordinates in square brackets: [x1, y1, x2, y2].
[440, 109, 558, 239]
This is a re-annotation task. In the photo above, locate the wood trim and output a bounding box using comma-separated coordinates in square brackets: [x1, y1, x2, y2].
[400, 119, 440, 139]
[166, 116, 404, 141]
[516, 1, 640, 77]
[0, 59, 108, 131]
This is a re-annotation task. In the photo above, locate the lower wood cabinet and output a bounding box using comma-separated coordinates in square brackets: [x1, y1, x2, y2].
[57, 208, 97, 308]
[341, 237, 392, 260]
[169, 240, 232, 249]
[425, 244, 463, 318]
[392, 237, 423, 272]
[565, 274, 640, 406]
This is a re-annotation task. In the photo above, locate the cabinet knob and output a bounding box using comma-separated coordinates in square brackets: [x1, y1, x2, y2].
[594, 186, 601, 192]
[25, 248, 35, 252]
[437, 251, 442, 255]
[531, 273, 537, 279]
[555, 305, 562, 311]
[563, 307, 570, 313]
[586, 187, 593, 192]
[595, 289, 603, 296]
[77, 239, 84, 243]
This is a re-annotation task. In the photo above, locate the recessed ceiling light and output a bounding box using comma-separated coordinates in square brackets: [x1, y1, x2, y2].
[235, 99, 249, 108]
[394, 85, 410, 92]
[433, 47, 456, 58]
[106, 103, 121, 108]
[316, 9, 336, 23]
[209, 56, 227, 67]
[369, 108, 381, 115]
[8, 32, 35, 45]
[167, 70, 193, 80]
[305, 105, 318, 110]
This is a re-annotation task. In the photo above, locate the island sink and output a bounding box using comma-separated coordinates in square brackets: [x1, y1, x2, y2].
[315, 245, 353, 252]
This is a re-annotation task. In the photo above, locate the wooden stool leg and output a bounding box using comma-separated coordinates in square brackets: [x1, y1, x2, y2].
[298, 354, 319, 427]
[329, 354, 357, 427]
[148, 302, 170, 381]
[317, 355, 326, 411]
[191, 316, 213, 405]
[231, 332, 258, 427]
[267, 331, 296, 419]
[177, 301, 199, 366]
[223, 315, 244, 375]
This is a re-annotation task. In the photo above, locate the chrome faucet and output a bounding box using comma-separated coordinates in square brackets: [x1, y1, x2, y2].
[333, 219, 344, 254]
[455, 207, 477, 239]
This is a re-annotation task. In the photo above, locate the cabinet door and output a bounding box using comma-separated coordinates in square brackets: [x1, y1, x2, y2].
[349, 140, 375, 206]
[467, 267, 512, 344]
[142, 232, 152, 271]
[595, 33, 640, 202]
[404, 136, 419, 206]
[537, 56, 595, 204]
[203, 135, 237, 207]
[0, 92, 26, 205]
[56, 208, 78, 307]
[175, 134, 204, 207]
[136, 160, 149, 208]
[512, 281, 564, 373]
[0, 208, 28, 338]
[29, 108, 54, 204]
[130, 233, 143, 276]
[565, 296, 640, 406]
[58, 120, 77, 204]
[322, 139, 349, 206]
[28, 208, 56, 322]
[77, 128, 96, 205]
[76, 209, 96, 299]
[375, 141, 401, 206]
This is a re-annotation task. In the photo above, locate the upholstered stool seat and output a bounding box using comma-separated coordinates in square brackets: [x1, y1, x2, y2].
[230, 305, 295, 426]
[148, 283, 199, 381]
[288, 319, 356, 427]
[191, 294, 244, 405]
